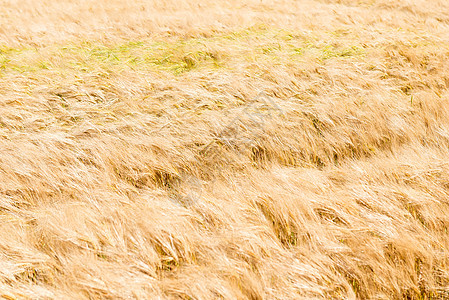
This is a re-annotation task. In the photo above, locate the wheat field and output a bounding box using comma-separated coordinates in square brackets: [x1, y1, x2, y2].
[1, 0, 449, 299]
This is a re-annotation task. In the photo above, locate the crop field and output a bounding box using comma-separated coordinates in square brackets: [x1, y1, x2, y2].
[1, 0, 449, 299]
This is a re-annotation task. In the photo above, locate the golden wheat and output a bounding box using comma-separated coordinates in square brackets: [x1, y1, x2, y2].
[1, 0, 449, 299]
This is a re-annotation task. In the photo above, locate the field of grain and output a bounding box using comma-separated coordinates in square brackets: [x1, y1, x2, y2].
[1, 0, 449, 299]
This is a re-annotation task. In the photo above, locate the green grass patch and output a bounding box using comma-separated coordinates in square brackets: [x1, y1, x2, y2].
[321, 45, 365, 60]
[0, 26, 369, 77]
